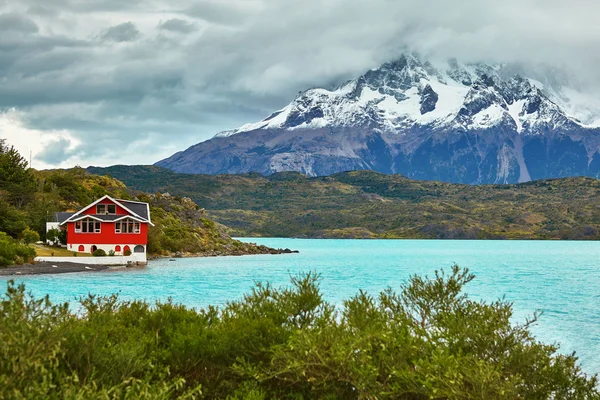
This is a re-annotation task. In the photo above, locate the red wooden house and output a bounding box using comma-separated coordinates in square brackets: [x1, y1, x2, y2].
[57, 195, 153, 257]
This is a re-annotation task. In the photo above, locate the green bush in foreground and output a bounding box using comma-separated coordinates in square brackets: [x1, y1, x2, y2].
[0, 266, 597, 399]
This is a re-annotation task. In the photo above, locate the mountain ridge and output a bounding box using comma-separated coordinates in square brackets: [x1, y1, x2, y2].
[157, 53, 600, 184]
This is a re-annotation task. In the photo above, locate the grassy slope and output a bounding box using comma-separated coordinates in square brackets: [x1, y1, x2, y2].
[34, 168, 278, 256]
[87, 166, 600, 240]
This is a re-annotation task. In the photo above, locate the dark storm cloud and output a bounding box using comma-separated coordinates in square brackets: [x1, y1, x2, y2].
[99, 22, 141, 42]
[158, 18, 196, 34]
[1, 0, 600, 167]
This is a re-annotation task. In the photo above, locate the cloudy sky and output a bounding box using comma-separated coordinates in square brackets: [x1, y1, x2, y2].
[1, 0, 599, 169]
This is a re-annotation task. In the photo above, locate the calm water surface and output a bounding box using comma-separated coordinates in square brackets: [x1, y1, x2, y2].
[2, 239, 600, 373]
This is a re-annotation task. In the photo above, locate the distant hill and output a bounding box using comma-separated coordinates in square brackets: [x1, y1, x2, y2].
[88, 166, 600, 239]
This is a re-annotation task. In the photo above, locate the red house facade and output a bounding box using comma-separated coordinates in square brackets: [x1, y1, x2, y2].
[58, 195, 153, 256]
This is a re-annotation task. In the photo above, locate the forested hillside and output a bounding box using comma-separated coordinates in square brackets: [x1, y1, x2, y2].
[90, 165, 600, 239]
[0, 140, 275, 266]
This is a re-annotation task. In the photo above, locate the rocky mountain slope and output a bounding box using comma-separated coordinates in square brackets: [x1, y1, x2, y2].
[157, 54, 600, 184]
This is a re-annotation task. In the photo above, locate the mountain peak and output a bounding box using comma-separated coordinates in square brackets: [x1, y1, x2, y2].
[158, 54, 600, 184]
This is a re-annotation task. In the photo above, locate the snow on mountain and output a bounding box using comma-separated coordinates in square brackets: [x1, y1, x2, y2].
[157, 53, 600, 184]
[217, 54, 591, 137]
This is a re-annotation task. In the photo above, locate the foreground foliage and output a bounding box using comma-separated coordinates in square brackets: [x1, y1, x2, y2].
[90, 165, 600, 239]
[1, 266, 597, 399]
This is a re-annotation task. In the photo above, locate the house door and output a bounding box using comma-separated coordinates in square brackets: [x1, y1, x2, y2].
[134, 245, 145, 253]
[91, 245, 97, 253]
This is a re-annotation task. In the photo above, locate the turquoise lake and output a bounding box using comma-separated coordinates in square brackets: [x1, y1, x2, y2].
[2, 238, 600, 373]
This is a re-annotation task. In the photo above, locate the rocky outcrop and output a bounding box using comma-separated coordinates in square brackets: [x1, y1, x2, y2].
[420, 84, 438, 115]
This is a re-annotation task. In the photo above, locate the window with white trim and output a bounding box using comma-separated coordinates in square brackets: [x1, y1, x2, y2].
[115, 219, 141, 234]
[96, 204, 117, 214]
[75, 218, 101, 233]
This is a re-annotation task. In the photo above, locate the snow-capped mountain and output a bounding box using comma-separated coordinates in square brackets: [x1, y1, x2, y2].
[157, 53, 600, 184]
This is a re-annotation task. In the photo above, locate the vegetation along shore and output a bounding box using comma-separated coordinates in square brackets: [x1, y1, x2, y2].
[1, 266, 597, 398]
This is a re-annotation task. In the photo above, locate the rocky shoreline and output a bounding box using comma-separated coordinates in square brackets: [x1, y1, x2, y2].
[149, 245, 299, 260]
[0, 261, 120, 276]
[1, 246, 299, 276]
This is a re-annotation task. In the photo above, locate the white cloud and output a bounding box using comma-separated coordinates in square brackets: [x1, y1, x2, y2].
[0, 110, 77, 169]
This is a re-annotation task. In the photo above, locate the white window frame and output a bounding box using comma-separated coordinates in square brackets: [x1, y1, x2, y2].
[75, 218, 101, 234]
[115, 219, 141, 234]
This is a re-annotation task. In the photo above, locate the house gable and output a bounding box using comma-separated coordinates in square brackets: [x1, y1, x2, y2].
[61, 195, 153, 226]
[82, 198, 129, 217]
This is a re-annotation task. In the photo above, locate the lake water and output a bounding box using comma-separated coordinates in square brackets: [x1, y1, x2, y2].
[2, 238, 600, 373]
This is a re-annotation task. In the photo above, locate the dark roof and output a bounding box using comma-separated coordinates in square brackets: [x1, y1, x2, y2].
[55, 212, 75, 223]
[117, 200, 150, 221]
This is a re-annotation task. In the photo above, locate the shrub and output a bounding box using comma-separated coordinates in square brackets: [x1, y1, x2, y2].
[0, 232, 36, 267]
[58, 229, 68, 246]
[124, 249, 132, 256]
[92, 249, 107, 257]
[21, 228, 40, 245]
[0, 266, 597, 399]
[108, 250, 115, 256]
[46, 228, 61, 244]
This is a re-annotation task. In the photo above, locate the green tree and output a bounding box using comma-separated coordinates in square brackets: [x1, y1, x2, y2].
[22, 228, 40, 245]
[46, 228, 61, 245]
[0, 199, 27, 238]
[58, 229, 67, 246]
[24, 193, 60, 237]
[0, 139, 37, 209]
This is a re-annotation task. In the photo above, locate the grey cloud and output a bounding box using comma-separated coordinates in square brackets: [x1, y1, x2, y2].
[35, 138, 76, 164]
[1, 0, 600, 168]
[184, 0, 253, 25]
[27, 5, 59, 17]
[7, 0, 147, 13]
[0, 13, 39, 33]
[99, 22, 140, 43]
[158, 18, 196, 34]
